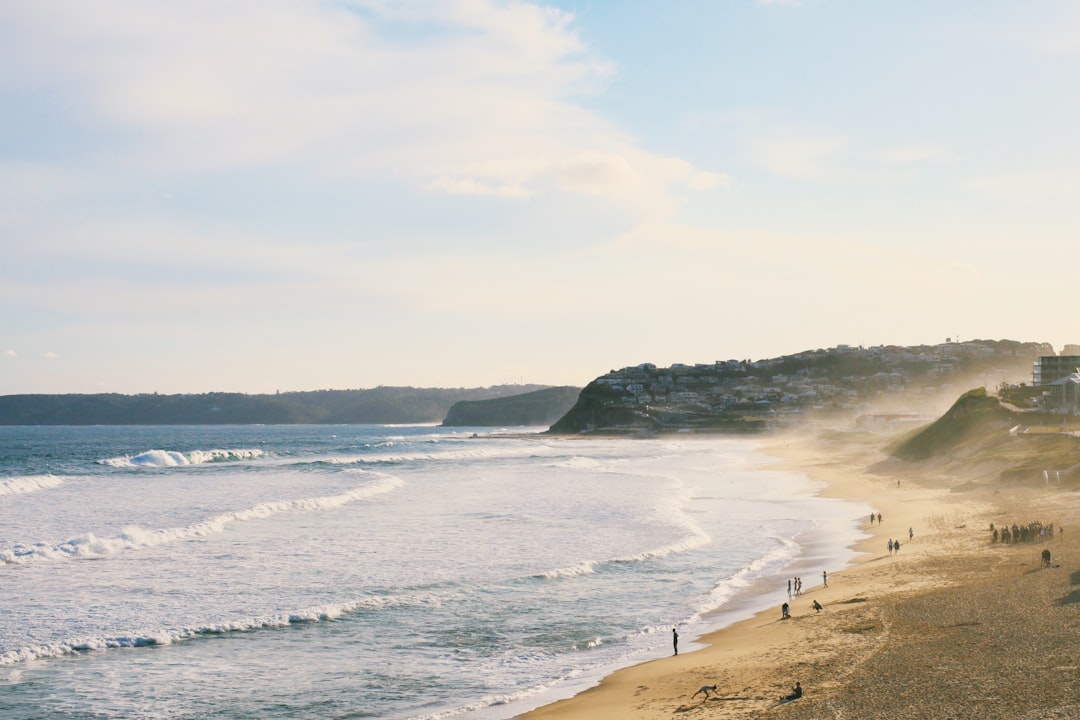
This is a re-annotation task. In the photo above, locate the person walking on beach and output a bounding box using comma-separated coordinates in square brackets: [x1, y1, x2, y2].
[788, 579, 791, 595]
[909, 527, 914, 541]
[822, 570, 828, 587]
[672, 628, 678, 656]
[888, 538, 894, 554]
[878, 512, 882, 524]
[870, 512, 875, 525]
[894, 540, 901, 553]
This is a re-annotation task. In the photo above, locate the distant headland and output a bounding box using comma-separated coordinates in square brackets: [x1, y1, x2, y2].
[3, 339, 1077, 431]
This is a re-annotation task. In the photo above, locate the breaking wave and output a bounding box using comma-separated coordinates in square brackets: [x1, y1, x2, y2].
[0, 593, 432, 666]
[0, 475, 63, 496]
[98, 448, 265, 468]
[0, 471, 403, 564]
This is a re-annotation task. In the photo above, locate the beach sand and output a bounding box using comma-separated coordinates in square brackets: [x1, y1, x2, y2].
[520, 427, 1080, 719]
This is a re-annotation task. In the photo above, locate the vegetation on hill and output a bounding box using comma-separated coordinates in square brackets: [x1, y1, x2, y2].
[549, 339, 1051, 435]
[891, 388, 1016, 462]
[441, 386, 581, 427]
[0, 386, 553, 425]
[888, 387, 1080, 484]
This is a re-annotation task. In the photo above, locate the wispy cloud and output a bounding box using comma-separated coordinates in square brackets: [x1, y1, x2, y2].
[751, 133, 849, 181]
[876, 145, 956, 165]
[0, 1, 721, 220]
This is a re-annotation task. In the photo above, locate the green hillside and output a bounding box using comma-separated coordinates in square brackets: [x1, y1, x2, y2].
[890, 387, 1080, 483]
[441, 386, 581, 427]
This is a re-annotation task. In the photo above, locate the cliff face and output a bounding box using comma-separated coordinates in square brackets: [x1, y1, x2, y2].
[441, 386, 580, 427]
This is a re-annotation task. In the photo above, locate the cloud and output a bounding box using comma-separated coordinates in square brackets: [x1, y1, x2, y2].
[4, 350, 14, 357]
[877, 144, 956, 165]
[43, 352, 59, 360]
[751, 133, 849, 181]
[0, 1, 722, 219]
[964, 171, 1080, 200]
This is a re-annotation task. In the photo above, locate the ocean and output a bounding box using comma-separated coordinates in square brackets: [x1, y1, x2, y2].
[0, 424, 870, 719]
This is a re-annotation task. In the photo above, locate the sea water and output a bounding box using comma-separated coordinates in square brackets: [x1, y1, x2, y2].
[0, 425, 870, 719]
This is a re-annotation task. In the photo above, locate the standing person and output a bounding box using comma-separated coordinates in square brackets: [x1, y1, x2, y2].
[888, 539, 894, 554]
[672, 627, 678, 656]
[878, 512, 882, 524]
[788, 579, 792, 595]
[870, 512, 875, 525]
[894, 540, 901, 554]
[822, 570, 828, 587]
[909, 527, 914, 541]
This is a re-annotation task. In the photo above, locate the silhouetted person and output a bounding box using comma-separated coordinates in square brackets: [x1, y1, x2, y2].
[672, 628, 678, 655]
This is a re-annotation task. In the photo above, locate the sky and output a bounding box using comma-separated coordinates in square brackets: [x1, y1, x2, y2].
[2, 0, 1079, 395]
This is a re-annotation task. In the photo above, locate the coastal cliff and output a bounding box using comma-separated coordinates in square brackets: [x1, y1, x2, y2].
[441, 386, 580, 427]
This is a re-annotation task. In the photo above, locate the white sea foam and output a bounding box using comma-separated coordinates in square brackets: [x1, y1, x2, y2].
[536, 560, 597, 579]
[0, 475, 63, 496]
[691, 534, 800, 619]
[0, 471, 404, 564]
[98, 448, 265, 468]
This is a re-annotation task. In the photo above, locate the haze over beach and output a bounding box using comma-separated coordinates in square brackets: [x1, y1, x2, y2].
[3, 1, 1079, 396]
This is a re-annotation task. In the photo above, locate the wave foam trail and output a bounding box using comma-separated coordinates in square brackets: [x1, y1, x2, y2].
[0, 475, 63, 496]
[98, 448, 265, 468]
[536, 560, 597, 580]
[0, 472, 404, 564]
[0, 595, 422, 666]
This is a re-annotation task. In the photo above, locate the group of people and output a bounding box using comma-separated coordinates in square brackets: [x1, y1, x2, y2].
[991, 520, 1056, 544]
[887, 537, 902, 554]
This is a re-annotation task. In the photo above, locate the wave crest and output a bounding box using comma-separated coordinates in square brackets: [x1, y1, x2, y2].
[0, 594, 428, 666]
[0, 475, 63, 496]
[98, 448, 265, 468]
[0, 472, 404, 564]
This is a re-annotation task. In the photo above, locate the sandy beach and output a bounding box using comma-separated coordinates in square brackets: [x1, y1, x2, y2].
[520, 427, 1080, 720]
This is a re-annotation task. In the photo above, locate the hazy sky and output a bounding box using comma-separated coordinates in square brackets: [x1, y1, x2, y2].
[3, 0, 1078, 394]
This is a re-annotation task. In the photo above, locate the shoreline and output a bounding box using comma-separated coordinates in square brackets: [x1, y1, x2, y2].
[518, 426, 1080, 719]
